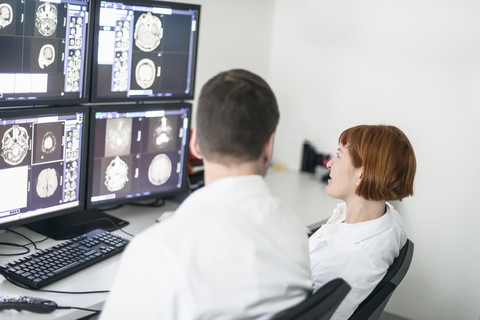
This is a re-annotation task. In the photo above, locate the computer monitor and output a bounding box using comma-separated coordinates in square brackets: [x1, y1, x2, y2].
[0, 0, 93, 107]
[86, 103, 191, 209]
[90, 0, 200, 103]
[0, 106, 89, 234]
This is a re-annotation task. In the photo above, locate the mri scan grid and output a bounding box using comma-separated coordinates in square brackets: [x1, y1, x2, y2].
[93, 0, 199, 100]
[1, 124, 31, 167]
[0, 110, 85, 218]
[90, 106, 190, 205]
[0, 0, 90, 103]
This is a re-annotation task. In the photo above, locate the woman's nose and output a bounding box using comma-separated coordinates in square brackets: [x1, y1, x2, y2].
[326, 158, 333, 169]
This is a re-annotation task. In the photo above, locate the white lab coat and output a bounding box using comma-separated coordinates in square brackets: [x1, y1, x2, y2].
[100, 175, 312, 320]
[309, 202, 407, 320]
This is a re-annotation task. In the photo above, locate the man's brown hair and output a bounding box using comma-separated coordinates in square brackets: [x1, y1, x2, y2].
[196, 69, 279, 163]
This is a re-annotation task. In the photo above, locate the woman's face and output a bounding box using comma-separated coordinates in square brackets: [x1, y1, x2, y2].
[324, 144, 362, 200]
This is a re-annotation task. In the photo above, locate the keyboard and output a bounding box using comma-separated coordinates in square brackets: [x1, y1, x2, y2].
[0, 229, 130, 289]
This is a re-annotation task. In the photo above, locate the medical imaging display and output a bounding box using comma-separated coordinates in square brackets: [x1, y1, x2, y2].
[33, 121, 64, 163]
[1, 124, 31, 166]
[91, 0, 200, 102]
[104, 117, 132, 157]
[0, 0, 91, 106]
[88, 104, 191, 207]
[0, 109, 86, 227]
[103, 155, 131, 192]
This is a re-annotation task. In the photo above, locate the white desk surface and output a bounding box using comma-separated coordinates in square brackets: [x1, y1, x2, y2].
[0, 169, 338, 319]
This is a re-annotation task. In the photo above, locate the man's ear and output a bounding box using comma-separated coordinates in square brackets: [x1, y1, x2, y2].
[262, 132, 275, 164]
[189, 129, 204, 160]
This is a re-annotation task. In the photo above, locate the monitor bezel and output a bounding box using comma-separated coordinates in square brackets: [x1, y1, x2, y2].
[0, 105, 90, 231]
[89, 0, 201, 104]
[85, 102, 192, 209]
[0, 0, 95, 109]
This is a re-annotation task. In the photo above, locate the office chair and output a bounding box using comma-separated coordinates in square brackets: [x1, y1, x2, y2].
[272, 278, 351, 320]
[349, 239, 414, 320]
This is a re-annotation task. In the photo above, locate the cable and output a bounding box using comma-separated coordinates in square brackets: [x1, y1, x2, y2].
[6, 228, 48, 251]
[57, 305, 101, 313]
[0, 228, 49, 256]
[119, 228, 134, 238]
[0, 242, 30, 256]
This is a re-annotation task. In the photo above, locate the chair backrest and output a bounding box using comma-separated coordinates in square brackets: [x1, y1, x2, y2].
[272, 278, 351, 320]
[349, 239, 414, 320]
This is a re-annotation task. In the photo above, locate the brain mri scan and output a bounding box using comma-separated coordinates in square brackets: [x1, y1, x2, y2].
[36, 168, 59, 198]
[1, 125, 30, 166]
[135, 58, 156, 89]
[104, 156, 129, 192]
[134, 12, 163, 52]
[148, 153, 172, 186]
[38, 44, 55, 69]
[153, 117, 173, 148]
[0, 3, 13, 29]
[41, 131, 57, 154]
[105, 118, 132, 157]
[35, 2, 58, 37]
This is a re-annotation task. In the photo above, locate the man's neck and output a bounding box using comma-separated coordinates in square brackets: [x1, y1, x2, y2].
[203, 159, 267, 185]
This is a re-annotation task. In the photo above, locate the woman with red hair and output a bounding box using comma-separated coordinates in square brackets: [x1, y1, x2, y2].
[309, 124, 416, 319]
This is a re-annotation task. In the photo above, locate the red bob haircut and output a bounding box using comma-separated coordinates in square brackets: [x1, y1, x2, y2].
[339, 125, 416, 201]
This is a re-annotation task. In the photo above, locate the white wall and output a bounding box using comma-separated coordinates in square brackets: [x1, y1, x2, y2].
[269, 1, 480, 319]
[179, 0, 275, 102]
[182, 0, 480, 319]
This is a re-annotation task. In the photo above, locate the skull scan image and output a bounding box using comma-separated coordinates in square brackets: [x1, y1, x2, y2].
[104, 156, 129, 192]
[135, 58, 155, 89]
[41, 131, 57, 154]
[38, 44, 55, 69]
[148, 154, 172, 186]
[36, 168, 59, 198]
[35, 2, 58, 37]
[153, 117, 173, 148]
[0, 3, 13, 29]
[105, 118, 132, 157]
[134, 12, 163, 52]
[1, 125, 30, 166]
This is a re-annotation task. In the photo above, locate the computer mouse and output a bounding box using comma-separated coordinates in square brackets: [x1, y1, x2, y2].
[0, 296, 58, 313]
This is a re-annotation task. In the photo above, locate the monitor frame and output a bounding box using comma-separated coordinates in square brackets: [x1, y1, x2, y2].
[0, 0, 94, 108]
[89, 0, 201, 103]
[0, 105, 89, 231]
[86, 102, 192, 210]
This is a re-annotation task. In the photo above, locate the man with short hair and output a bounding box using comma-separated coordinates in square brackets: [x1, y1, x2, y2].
[100, 69, 312, 320]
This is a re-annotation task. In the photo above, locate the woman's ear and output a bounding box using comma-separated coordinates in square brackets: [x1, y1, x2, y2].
[189, 129, 204, 160]
[356, 170, 363, 184]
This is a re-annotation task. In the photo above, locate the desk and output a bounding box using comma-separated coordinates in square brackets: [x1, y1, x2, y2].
[0, 169, 338, 319]
[265, 168, 338, 228]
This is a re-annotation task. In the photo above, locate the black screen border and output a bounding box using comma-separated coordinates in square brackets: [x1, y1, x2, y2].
[89, 0, 201, 104]
[0, 105, 90, 231]
[86, 102, 192, 209]
[0, 0, 95, 109]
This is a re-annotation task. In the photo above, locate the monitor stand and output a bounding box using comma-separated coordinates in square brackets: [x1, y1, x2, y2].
[25, 209, 129, 241]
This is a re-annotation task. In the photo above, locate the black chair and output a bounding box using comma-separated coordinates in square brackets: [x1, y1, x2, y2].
[349, 239, 414, 320]
[272, 278, 351, 320]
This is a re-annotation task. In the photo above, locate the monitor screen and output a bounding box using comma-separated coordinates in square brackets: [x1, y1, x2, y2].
[0, 106, 88, 230]
[90, 0, 200, 103]
[0, 0, 93, 107]
[87, 103, 191, 208]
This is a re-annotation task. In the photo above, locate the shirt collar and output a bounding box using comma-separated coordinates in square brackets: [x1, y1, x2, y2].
[312, 203, 395, 249]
